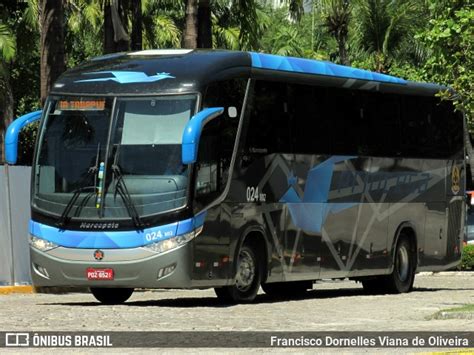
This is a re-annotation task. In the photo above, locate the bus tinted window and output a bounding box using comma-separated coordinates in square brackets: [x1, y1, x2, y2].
[244, 81, 291, 156]
[244, 80, 462, 160]
[195, 79, 246, 207]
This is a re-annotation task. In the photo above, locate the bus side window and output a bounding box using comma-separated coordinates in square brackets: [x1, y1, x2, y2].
[195, 120, 220, 203]
[290, 84, 333, 155]
[243, 81, 290, 160]
[194, 79, 246, 207]
[401, 96, 434, 158]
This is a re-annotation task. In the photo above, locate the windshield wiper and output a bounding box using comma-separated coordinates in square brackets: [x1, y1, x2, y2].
[110, 145, 146, 230]
[111, 164, 146, 230]
[56, 143, 101, 229]
[56, 185, 96, 229]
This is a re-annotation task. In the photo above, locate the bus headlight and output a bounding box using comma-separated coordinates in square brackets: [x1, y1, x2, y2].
[144, 227, 202, 254]
[29, 235, 59, 252]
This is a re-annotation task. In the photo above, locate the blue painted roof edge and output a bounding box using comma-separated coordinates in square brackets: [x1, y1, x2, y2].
[250, 52, 446, 90]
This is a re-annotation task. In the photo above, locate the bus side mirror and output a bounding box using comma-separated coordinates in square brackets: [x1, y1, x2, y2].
[182, 107, 224, 164]
[4, 110, 42, 165]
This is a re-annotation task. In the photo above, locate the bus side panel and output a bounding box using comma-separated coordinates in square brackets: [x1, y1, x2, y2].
[418, 158, 465, 270]
[191, 204, 233, 287]
[445, 159, 465, 265]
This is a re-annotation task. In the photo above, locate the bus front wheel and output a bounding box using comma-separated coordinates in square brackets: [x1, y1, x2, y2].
[90, 287, 134, 305]
[214, 244, 261, 303]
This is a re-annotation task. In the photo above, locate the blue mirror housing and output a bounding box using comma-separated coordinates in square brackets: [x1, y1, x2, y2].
[5, 110, 42, 165]
[182, 107, 224, 164]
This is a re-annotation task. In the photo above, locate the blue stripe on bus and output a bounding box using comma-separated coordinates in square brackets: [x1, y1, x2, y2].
[29, 211, 207, 249]
[250, 52, 407, 85]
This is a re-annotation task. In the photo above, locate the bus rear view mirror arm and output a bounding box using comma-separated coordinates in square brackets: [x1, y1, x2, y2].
[5, 110, 42, 165]
[182, 107, 224, 165]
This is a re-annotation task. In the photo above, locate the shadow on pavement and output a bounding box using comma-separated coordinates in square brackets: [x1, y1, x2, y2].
[39, 285, 472, 308]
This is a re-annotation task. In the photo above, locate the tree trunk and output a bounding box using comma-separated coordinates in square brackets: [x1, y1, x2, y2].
[197, 0, 212, 48]
[464, 115, 474, 190]
[130, 0, 142, 51]
[40, 0, 65, 106]
[0, 66, 14, 163]
[183, 0, 198, 49]
[104, 1, 115, 54]
[337, 38, 349, 66]
[104, 0, 129, 53]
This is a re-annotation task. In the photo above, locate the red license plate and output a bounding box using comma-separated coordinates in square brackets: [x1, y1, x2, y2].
[86, 268, 114, 280]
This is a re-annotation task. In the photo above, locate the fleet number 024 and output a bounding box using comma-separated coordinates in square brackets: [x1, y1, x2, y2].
[246, 186, 266, 202]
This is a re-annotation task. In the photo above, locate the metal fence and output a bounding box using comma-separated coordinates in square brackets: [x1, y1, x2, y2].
[0, 165, 32, 285]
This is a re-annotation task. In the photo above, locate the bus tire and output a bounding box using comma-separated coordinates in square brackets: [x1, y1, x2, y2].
[214, 244, 261, 303]
[262, 281, 312, 298]
[384, 235, 416, 293]
[363, 235, 415, 294]
[90, 287, 134, 305]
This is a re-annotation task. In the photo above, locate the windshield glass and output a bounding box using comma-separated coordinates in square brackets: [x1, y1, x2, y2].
[33, 95, 197, 221]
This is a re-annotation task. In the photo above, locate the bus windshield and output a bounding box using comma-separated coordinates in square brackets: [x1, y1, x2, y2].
[33, 94, 197, 222]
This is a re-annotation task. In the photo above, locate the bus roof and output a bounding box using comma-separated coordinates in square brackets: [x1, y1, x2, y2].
[51, 49, 448, 96]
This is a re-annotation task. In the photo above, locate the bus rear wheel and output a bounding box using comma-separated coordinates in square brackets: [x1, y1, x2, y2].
[214, 244, 261, 303]
[90, 287, 134, 305]
[386, 236, 415, 293]
[362, 235, 415, 294]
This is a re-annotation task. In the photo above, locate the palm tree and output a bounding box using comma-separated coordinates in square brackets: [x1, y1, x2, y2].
[0, 22, 16, 162]
[143, 14, 182, 49]
[352, 0, 426, 73]
[319, 0, 351, 66]
[141, 0, 183, 49]
[40, 0, 65, 105]
[184, 0, 301, 50]
[183, 0, 198, 48]
[270, 26, 305, 57]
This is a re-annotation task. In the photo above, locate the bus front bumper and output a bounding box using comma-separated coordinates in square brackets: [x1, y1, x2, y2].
[30, 242, 193, 289]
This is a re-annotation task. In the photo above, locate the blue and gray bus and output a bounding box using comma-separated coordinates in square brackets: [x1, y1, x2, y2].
[6, 49, 465, 304]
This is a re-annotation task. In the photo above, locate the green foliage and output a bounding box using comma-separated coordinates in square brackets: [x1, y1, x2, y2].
[418, 0, 473, 120]
[212, 0, 270, 51]
[460, 245, 474, 270]
[1, 0, 472, 138]
[17, 121, 39, 166]
[260, 7, 333, 59]
[0, 22, 16, 62]
[351, 0, 428, 73]
[141, 0, 184, 49]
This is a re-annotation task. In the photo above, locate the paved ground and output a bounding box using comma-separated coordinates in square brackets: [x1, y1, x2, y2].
[1, 272, 474, 331]
[1, 272, 474, 352]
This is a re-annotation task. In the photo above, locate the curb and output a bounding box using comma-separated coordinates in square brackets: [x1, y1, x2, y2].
[418, 271, 474, 276]
[0, 286, 89, 294]
[0, 285, 35, 295]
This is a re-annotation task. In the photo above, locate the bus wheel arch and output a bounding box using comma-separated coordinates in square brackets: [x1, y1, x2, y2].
[233, 227, 270, 284]
[391, 222, 418, 272]
[388, 223, 418, 293]
[362, 223, 418, 294]
[214, 228, 269, 303]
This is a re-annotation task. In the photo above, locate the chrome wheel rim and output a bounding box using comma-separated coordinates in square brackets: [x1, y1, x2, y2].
[396, 244, 409, 282]
[235, 250, 255, 292]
